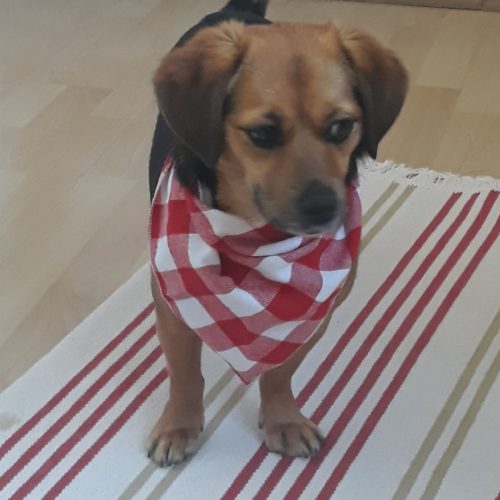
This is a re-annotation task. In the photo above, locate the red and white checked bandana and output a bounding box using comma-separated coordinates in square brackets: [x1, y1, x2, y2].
[150, 159, 362, 383]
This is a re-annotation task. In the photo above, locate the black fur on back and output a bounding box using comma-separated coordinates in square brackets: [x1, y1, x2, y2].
[224, 0, 269, 17]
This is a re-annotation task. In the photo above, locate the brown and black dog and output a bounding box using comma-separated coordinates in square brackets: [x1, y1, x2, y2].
[147, 0, 407, 466]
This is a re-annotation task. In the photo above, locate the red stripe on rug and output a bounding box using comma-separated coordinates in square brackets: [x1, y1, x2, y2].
[0, 320, 155, 492]
[286, 192, 498, 499]
[253, 192, 478, 500]
[0, 303, 153, 461]
[222, 193, 461, 500]
[10, 346, 164, 499]
[43, 369, 167, 499]
[317, 209, 499, 499]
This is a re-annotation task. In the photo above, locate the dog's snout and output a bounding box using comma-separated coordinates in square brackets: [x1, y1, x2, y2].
[296, 181, 337, 227]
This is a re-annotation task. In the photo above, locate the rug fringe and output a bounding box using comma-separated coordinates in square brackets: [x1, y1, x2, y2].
[359, 158, 500, 193]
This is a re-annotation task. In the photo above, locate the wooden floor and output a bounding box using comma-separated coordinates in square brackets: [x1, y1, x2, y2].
[1, 0, 499, 390]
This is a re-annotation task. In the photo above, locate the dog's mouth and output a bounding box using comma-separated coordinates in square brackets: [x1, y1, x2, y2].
[268, 212, 346, 238]
[253, 184, 346, 237]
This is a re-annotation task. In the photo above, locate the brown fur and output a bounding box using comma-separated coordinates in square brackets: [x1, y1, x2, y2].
[149, 21, 407, 465]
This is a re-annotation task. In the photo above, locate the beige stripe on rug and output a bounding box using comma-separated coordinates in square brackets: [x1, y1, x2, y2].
[0, 161, 498, 500]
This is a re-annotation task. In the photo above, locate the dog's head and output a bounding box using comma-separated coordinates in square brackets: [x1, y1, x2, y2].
[154, 21, 407, 235]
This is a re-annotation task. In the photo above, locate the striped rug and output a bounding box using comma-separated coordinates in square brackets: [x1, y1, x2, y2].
[0, 162, 498, 500]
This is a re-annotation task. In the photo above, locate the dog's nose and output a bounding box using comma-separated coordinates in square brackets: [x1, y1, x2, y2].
[296, 181, 337, 227]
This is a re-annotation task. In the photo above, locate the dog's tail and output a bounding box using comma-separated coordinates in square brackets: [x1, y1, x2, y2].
[223, 0, 269, 17]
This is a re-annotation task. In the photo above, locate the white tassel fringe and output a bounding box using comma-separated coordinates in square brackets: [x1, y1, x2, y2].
[359, 157, 500, 193]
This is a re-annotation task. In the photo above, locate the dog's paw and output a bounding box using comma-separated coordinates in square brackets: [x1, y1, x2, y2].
[262, 419, 324, 458]
[147, 426, 202, 467]
[147, 403, 204, 467]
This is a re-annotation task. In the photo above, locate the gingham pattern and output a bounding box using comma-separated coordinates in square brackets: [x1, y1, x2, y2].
[149, 160, 361, 382]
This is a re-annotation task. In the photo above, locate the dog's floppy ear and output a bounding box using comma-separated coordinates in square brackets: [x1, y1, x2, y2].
[154, 22, 248, 167]
[340, 28, 408, 158]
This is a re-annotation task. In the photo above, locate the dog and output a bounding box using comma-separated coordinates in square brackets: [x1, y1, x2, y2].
[147, 0, 407, 466]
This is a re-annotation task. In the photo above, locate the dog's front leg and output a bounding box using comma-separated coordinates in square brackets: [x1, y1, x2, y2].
[258, 317, 329, 458]
[147, 276, 205, 467]
[259, 261, 358, 458]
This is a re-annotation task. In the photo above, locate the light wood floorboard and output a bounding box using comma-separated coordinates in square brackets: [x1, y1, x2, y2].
[1, 0, 499, 389]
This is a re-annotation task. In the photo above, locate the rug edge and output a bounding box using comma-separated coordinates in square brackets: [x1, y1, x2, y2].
[0, 264, 151, 397]
[360, 158, 500, 192]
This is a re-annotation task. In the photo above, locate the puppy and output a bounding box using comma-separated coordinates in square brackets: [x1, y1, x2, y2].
[147, 0, 407, 466]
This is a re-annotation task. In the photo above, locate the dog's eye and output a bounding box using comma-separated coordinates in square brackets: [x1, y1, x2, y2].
[245, 126, 283, 149]
[325, 119, 354, 144]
